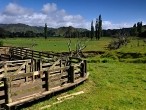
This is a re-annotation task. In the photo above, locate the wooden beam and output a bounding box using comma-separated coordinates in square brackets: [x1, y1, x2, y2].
[4, 78, 12, 104]
[68, 66, 74, 83]
[45, 71, 49, 91]
[6, 73, 89, 108]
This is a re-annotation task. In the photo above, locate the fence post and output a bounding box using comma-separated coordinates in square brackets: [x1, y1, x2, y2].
[10, 48, 13, 56]
[45, 71, 49, 91]
[68, 66, 74, 83]
[84, 60, 87, 75]
[80, 62, 84, 77]
[32, 50, 34, 60]
[38, 59, 43, 78]
[4, 64, 7, 76]
[4, 77, 12, 104]
[39, 52, 42, 59]
[25, 49, 28, 58]
[80, 60, 87, 77]
[25, 61, 29, 82]
[20, 47, 23, 59]
[31, 59, 36, 72]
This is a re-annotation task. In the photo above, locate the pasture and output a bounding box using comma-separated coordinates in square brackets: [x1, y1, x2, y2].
[1, 37, 146, 110]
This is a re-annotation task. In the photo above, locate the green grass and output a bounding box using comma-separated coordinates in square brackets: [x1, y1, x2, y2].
[21, 56, 146, 110]
[1, 37, 146, 53]
[118, 38, 146, 53]
[1, 37, 146, 110]
[1, 37, 110, 52]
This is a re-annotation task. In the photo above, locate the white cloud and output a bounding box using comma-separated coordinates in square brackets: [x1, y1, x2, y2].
[143, 21, 146, 25]
[0, 2, 144, 30]
[0, 2, 90, 29]
[42, 3, 57, 14]
[103, 21, 133, 29]
[3, 3, 32, 15]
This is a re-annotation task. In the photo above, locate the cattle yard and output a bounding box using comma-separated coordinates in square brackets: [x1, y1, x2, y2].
[0, 46, 88, 110]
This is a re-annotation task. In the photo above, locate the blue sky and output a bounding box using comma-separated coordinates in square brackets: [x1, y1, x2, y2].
[0, 0, 145, 29]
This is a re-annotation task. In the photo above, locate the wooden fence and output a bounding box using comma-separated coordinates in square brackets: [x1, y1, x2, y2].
[0, 47, 88, 110]
[0, 60, 31, 78]
[10, 47, 60, 60]
[0, 60, 87, 109]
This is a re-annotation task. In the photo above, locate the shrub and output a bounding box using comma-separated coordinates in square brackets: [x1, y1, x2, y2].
[0, 40, 3, 46]
[101, 52, 118, 60]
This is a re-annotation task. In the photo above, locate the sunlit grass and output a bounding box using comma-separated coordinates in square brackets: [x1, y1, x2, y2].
[1, 37, 146, 109]
[1, 37, 110, 52]
[20, 56, 146, 110]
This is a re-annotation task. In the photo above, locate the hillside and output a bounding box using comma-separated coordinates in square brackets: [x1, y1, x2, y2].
[0, 23, 45, 33]
[0, 23, 88, 35]
[0, 23, 146, 38]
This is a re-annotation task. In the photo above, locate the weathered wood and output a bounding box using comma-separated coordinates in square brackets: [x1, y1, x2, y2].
[0, 86, 5, 91]
[0, 68, 4, 73]
[62, 72, 68, 77]
[68, 66, 74, 83]
[3, 59, 31, 63]
[48, 66, 69, 73]
[45, 71, 49, 91]
[15, 62, 26, 74]
[74, 68, 80, 74]
[4, 63, 7, 75]
[6, 72, 34, 81]
[11, 83, 43, 99]
[48, 59, 60, 70]
[25, 62, 30, 82]
[0, 46, 88, 109]
[49, 80, 61, 88]
[80, 60, 87, 77]
[84, 60, 87, 74]
[80, 62, 85, 77]
[6, 66, 22, 71]
[0, 95, 5, 100]
[6, 73, 89, 108]
[42, 62, 53, 67]
[4, 78, 12, 104]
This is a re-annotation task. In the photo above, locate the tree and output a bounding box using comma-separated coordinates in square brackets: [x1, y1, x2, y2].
[44, 23, 47, 39]
[137, 22, 142, 36]
[91, 20, 94, 40]
[131, 23, 137, 36]
[67, 38, 89, 58]
[97, 14, 102, 40]
[95, 18, 98, 39]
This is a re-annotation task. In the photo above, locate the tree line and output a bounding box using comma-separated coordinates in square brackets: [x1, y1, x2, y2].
[0, 19, 145, 39]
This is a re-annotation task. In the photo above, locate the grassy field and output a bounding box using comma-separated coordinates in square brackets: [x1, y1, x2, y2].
[1, 37, 146, 53]
[1, 37, 110, 52]
[1, 37, 146, 110]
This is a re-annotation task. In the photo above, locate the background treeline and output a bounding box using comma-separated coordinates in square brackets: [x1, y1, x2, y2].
[0, 23, 146, 38]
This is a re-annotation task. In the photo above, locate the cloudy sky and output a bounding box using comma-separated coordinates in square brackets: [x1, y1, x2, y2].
[0, 0, 145, 29]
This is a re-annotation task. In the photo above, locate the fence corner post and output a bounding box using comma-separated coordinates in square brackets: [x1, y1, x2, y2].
[45, 71, 49, 91]
[80, 60, 87, 77]
[68, 66, 74, 83]
[84, 60, 87, 75]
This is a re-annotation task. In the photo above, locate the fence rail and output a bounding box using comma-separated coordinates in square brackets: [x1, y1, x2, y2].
[10, 47, 60, 60]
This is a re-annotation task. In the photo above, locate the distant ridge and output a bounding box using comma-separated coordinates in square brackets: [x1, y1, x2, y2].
[0, 23, 88, 34]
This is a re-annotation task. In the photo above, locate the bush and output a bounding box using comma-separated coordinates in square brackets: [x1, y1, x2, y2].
[0, 40, 3, 46]
[101, 52, 118, 60]
[119, 57, 146, 63]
